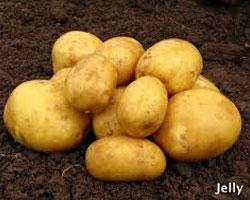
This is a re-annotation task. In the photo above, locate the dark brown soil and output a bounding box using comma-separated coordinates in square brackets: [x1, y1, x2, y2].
[1, 0, 250, 199]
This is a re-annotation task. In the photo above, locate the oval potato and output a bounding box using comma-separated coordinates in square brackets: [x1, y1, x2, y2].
[95, 37, 144, 85]
[93, 87, 126, 139]
[51, 68, 72, 89]
[85, 136, 166, 181]
[136, 38, 203, 95]
[193, 75, 220, 92]
[117, 76, 168, 138]
[65, 54, 117, 114]
[52, 31, 102, 73]
[154, 89, 241, 162]
[4, 80, 89, 153]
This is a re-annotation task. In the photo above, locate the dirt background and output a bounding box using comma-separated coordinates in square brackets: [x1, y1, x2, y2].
[0, 0, 250, 199]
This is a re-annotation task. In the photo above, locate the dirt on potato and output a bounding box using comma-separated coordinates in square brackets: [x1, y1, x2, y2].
[0, 0, 250, 199]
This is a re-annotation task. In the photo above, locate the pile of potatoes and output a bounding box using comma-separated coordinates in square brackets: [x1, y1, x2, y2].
[4, 31, 242, 181]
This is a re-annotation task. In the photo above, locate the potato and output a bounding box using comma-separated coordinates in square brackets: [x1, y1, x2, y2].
[85, 136, 166, 181]
[93, 87, 126, 139]
[117, 76, 168, 138]
[51, 68, 72, 88]
[65, 54, 117, 114]
[3, 80, 89, 153]
[52, 31, 102, 73]
[193, 75, 220, 92]
[136, 38, 203, 95]
[154, 89, 241, 162]
[95, 37, 144, 85]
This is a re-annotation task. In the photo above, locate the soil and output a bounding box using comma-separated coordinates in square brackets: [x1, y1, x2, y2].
[0, 0, 250, 199]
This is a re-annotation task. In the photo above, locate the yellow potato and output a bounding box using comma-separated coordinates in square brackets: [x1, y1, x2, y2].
[154, 89, 241, 162]
[51, 68, 72, 88]
[117, 76, 168, 138]
[93, 87, 126, 139]
[85, 136, 166, 181]
[95, 37, 144, 85]
[3, 80, 89, 153]
[52, 31, 102, 73]
[65, 54, 117, 114]
[136, 38, 203, 95]
[193, 75, 220, 92]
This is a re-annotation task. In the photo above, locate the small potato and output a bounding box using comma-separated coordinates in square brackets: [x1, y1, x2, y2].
[136, 38, 203, 95]
[51, 68, 72, 88]
[93, 87, 126, 139]
[95, 37, 144, 85]
[193, 75, 220, 92]
[85, 136, 166, 181]
[154, 89, 241, 162]
[4, 80, 89, 153]
[65, 54, 117, 114]
[117, 76, 168, 138]
[52, 31, 102, 73]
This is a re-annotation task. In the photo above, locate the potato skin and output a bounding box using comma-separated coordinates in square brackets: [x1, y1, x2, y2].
[3, 80, 89, 153]
[193, 75, 220, 92]
[52, 31, 102, 73]
[136, 38, 203, 95]
[93, 87, 126, 139]
[65, 54, 117, 114]
[95, 37, 144, 86]
[117, 76, 168, 138]
[85, 136, 166, 181]
[154, 89, 241, 162]
[51, 68, 72, 88]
